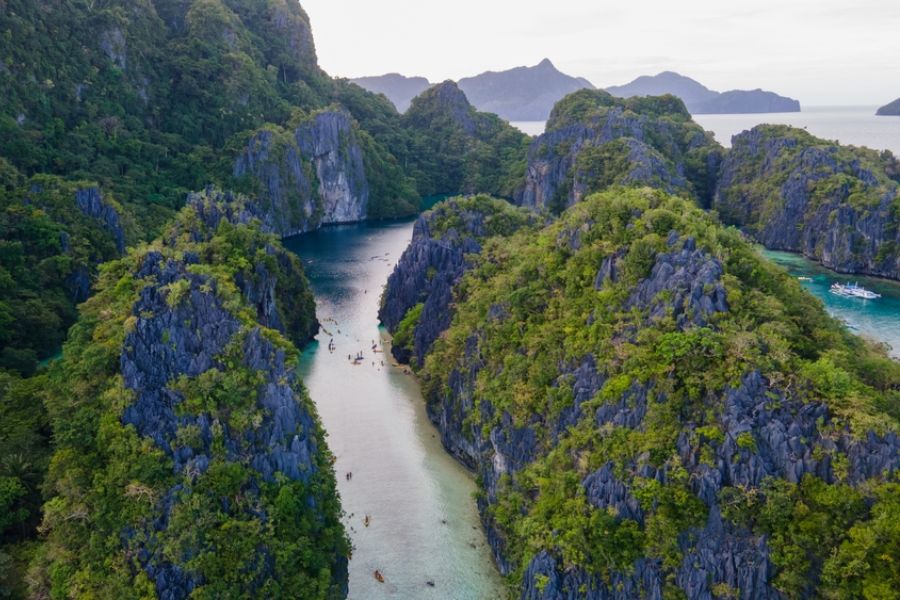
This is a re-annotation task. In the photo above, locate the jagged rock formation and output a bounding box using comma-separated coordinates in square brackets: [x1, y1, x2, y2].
[876, 98, 900, 116]
[349, 73, 432, 113]
[714, 124, 900, 279]
[401, 82, 531, 199]
[379, 195, 536, 366]
[75, 187, 126, 254]
[518, 89, 723, 211]
[34, 190, 347, 599]
[235, 110, 369, 236]
[408, 189, 900, 599]
[607, 71, 801, 114]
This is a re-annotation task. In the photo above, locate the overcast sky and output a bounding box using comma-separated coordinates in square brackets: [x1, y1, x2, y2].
[301, 0, 900, 106]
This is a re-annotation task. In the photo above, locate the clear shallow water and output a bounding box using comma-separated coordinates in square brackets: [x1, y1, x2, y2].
[513, 107, 900, 155]
[283, 222, 505, 600]
[762, 250, 900, 358]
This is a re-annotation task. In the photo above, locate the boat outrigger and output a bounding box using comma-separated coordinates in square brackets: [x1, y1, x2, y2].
[830, 282, 881, 300]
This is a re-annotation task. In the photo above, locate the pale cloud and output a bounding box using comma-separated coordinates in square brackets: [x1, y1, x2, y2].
[302, 0, 900, 105]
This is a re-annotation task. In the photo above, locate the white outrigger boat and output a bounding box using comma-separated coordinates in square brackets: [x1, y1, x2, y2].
[830, 282, 881, 299]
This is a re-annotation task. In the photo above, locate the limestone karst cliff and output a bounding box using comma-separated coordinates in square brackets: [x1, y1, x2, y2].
[379, 195, 536, 366]
[714, 125, 900, 279]
[385, 189, 900, 599]
[517, 90, 723, 211]
[31, 190, 347, 599]
[234, 110, 370, 236]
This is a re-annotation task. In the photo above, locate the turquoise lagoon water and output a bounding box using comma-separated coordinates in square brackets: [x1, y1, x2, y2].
[284, 222, 505, 600]
[761, 250, 900, 358]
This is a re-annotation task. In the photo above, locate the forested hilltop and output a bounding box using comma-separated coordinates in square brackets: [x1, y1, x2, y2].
[385, 189, 900, 599]
[0, 0, 531, 376]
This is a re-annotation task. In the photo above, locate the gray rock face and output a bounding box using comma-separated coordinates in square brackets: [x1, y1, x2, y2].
[297, 110, 369, 224]
[184, 189, 320, 346]
[234, 110, 369, 236]
[518, 105, 721, 210]
[714, 125, 900, 279]
[380, 199, 534, 365]
[114, 236, 328, 596]
[75, 186, 125, 253]
[379, 215, 479, 365]
[99, 27, 127, 70]
[625, 236, 728, 329]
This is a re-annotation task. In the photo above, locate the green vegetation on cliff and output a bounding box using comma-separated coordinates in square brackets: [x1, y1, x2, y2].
[714, 124, 900, 279]
[20, 191, 346, 598]
[420, 188, 900, 597]
[0, 176, 131, 375]
[0, 0, 421, 368]
[519, 89, 723, 212]
[402, 82, 530, 199]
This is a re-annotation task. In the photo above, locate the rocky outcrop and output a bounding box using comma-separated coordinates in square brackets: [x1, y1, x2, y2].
[714, 125, 900, 279]
[38, 190, 346, 599]
[121, 253, 330, 596]
[297, 110, 369, 224]
[518, 90, 723, 210]
[75, 186, 125, 253]
[234, 110, 369, 236]
[185, 189, 320, 346]
[379, 196, 536, 366]
[624, 234, 728, 329]
[400, 81, 530, 198]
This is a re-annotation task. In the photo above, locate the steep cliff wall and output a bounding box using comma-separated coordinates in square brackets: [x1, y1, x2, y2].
[714, 125, 900, 279]
[234, 109, 369, 236]
[379, 195, 537, 366]
[518, 90, 723, 211]
[415, 188, 900, 599]
[33, 190, 347, 599]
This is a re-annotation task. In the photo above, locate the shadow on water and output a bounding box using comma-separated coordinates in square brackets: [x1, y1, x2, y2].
[283, 221, 506, 600]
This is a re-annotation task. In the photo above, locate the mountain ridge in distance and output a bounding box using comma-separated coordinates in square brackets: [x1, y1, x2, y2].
[606, 71, 801, 114]
[351, 58, 594, 121]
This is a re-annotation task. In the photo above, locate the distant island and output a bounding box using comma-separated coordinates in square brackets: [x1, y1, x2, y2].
[606, 71, 801, 114]
[348, 73, 431, 113]
[877, 98, 900, 116]
[351, 58, 593, 121]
